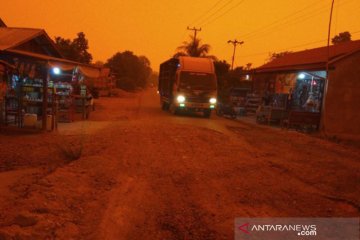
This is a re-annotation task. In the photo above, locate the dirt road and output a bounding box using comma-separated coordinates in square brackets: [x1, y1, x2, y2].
[0, 89, 359, 239]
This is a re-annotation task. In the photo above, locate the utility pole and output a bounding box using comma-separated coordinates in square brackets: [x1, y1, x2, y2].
[228, 39, 244, 70]
[187, 26, 202, 41]
[321, 0, 336, 133]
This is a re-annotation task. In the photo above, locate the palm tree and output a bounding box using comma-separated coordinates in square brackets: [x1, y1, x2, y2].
[175, 36, 215, 59]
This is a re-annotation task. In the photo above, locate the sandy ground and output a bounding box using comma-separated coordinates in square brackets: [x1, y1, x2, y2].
[0, 88, 359, 239]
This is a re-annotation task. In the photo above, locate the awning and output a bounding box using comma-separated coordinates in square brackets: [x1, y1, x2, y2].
[4, 49, 108, 78]
[78, 66, 101, 78]
[48, 61, 75, 71]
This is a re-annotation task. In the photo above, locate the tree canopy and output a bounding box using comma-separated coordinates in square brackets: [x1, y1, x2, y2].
[175, 35, 215, 59]
[54, 32, 93, 64]
[105, 51, 152, 91]
[267, 51, 292, 62]
[332, 31, 352, 45]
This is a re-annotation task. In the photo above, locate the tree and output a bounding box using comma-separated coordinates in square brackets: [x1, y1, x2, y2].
[93, 61, 104, 67]
[267, 51, 292, 62]
[332, 31, 352, 45]
[175, 35, 214, 58]
[54, 32, 93, 64]
[245, 63, 252, 70]
[148, 72, 159, 87]
[105, 51, 152, 91]
[214, 60, 230, 78]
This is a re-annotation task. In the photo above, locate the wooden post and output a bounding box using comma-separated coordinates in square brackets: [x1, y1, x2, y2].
[0, 99, 3, 127]
[53, 93, 58, 130]
[82, 97, 86, 120]
[42, 63, 49, 131]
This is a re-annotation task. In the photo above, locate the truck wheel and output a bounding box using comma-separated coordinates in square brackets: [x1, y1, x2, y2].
[161, 101, 169, 111]
[203, 109, 211, 118]
[169, 104, 178, 115]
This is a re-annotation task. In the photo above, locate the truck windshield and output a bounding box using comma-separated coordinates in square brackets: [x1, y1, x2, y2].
[179, 72, 216, 90]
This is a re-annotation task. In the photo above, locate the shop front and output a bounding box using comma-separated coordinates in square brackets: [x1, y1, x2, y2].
[0, 60, 14, 126]
[254, 71, 325, 130]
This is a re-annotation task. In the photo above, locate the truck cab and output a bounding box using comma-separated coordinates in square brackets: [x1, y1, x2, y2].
[158, 56, 217, 118]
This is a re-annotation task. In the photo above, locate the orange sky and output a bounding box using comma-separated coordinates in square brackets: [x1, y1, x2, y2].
[1, 0, 360, 71]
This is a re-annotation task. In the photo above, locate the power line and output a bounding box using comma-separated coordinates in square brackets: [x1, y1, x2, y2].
[241, 0, 355, 42]
[240, 0, 354, 41]
[238, 29, 360, 59]
[239, 39, 327, 58]
[202, 0, 245, 27]
[246, 6, 331, 41]
[189, 0, 225, 26]
[215, 0, 357, 56]
[242, 3, 333, 41]
[196, 0, 235, 27]
[239, 0, 327, 40]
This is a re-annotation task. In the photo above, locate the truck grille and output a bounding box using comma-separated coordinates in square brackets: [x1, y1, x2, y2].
[186, 97, 209, 103]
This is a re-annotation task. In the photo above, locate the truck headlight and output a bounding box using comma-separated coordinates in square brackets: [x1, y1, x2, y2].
[209, 98, 217, 104]
[177, 95, 186, 103]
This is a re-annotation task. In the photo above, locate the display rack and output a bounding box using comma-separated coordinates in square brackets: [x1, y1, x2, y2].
[20, 84, 56, 129]
[55, 82, 73, 122]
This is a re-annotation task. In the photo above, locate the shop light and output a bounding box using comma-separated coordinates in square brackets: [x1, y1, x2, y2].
[298, 73, 306, 79]
[210, 105, 215, 109]
[52, 67, 61, 75]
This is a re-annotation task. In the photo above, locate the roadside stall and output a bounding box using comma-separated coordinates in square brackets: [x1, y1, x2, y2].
[0, 50, 108, 130]
[0, 25, 110, 131]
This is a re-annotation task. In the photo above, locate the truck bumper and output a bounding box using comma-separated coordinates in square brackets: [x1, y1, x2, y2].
[174, 102, 216, 111]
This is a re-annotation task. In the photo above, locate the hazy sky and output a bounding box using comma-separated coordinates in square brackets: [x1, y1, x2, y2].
[1, 0, 360, 70]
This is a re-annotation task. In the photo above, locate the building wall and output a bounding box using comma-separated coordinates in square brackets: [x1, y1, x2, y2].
[15, 39, 50, 56]
[324, 51, 360, 140]
[0, 63, 8, 101]
[252, 72, 277, 95]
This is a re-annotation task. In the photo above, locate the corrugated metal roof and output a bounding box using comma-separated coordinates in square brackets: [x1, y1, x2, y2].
[179, 56, 215, 73]
[257, 40, 360, 73]
[0, 27, 44, 51]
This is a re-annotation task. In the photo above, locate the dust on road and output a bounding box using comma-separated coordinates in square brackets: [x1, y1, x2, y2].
[0, 89, 359, 239]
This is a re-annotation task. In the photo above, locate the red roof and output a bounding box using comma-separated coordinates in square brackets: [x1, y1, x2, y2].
[0, 27, 44, 51]
[0, 27, 63, 58]
[256, 40, 360, 73]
